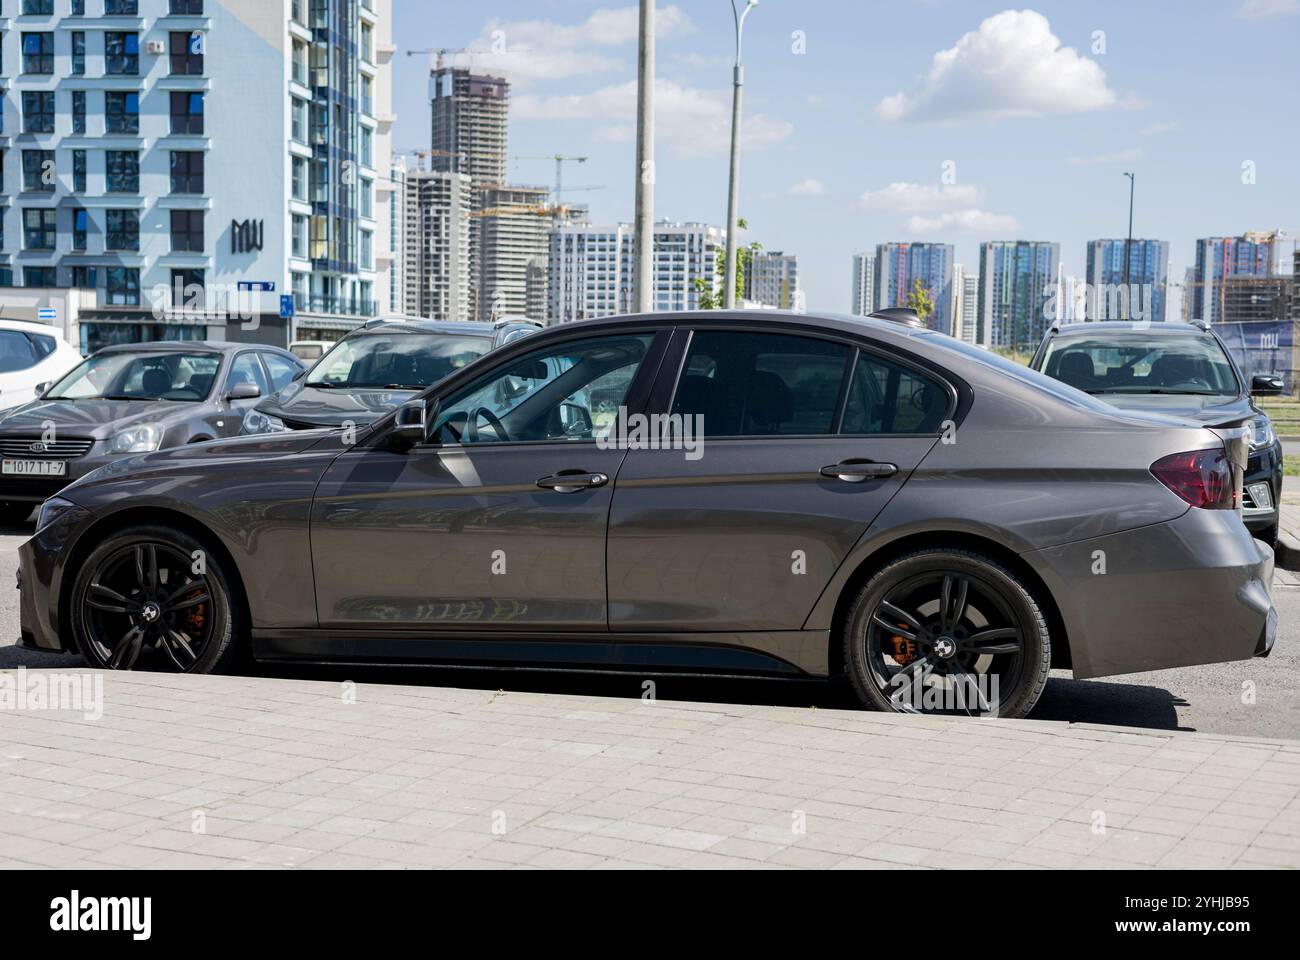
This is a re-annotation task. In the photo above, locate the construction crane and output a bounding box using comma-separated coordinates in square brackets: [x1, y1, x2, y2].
[404, 148, 467, 173]
[406, 47, 525, 71]
[511, 154, 588, 207]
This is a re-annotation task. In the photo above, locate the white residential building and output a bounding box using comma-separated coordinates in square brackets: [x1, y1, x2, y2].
[403, 167, 471, 320]
[851, 252, 874, 316]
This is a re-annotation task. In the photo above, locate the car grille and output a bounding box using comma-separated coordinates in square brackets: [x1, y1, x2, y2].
[0, 437, 95, 459]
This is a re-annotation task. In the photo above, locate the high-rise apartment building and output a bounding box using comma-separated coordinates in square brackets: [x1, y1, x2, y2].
[1085, 239, 1170, 322]
[873, 242, 954, 334]
[0, 0, 396, 350]
[476, 185, 549, 321]
[952, 264, 980, 343]
[403, 167, 472, 320]
[977, 241, 1060, 350]
[1191, 232, 1284, 324]
[744, 251, 798, 309]
[851, 252, 874, 316]
[547, 220, 723, 323]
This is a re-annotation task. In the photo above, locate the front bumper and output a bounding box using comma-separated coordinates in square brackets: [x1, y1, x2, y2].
[1025, 506, 1275, 679]
[1242, 440, 1283, 533]
[17, 500, 96, 653]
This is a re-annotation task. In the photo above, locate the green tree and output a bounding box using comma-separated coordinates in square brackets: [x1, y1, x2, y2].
[694, 219, 760, 310]
[905, 277, 935, 323]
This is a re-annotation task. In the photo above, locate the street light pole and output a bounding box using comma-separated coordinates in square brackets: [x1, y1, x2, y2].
[723, 0, 758, 310]
[632, 0, 655, 313]
[1122, 172, 1135, 290]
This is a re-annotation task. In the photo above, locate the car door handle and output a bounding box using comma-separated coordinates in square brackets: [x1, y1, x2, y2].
[536, 471, 609, 493]
[820, 460, 898, 483]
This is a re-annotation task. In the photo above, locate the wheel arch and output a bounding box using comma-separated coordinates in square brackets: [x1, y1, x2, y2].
[823, 530, 1072, 678]
[58, 506, 251, 655]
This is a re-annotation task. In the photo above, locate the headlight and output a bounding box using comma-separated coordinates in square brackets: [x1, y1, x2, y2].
[108, 423, 163, 454]
[36, 496, 78, 531]
[242, 408, 289, 435]
[1251, 417, 1275, 451]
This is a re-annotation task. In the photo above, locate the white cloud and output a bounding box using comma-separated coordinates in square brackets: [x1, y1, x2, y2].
[515, 79, 793, 157]
[787, 178, 827, 197]
[905, 210, 1022, 234]
[859, 182, 984, 213]
[873, 10, 1117, 124]
[1236, 0, 1300, 18]
[445, 5, 694, 83]
[1067, 147, 1144, 165]
[1139, 121, 1179, 136]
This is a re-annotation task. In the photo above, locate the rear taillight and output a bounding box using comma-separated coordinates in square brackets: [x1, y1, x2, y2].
[1151, 448, 1236, 510]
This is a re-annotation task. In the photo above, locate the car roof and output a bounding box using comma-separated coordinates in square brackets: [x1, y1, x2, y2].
[1048, 321, 1214, 339]
[94, 341, 294, 356]
[350, 320, 500, 338]
[531, 309, 939, 344]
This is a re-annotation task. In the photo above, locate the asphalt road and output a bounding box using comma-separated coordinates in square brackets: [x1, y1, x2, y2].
[1, 527, 1296, 740]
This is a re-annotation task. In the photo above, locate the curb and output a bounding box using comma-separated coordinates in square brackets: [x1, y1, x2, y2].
[1278, 530, 1300, 568]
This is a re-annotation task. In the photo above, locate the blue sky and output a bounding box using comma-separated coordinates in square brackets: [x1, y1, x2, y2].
[393, 1, 1300, 317]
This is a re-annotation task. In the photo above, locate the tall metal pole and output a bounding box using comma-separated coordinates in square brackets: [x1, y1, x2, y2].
[1123, 172, 1135, 290]
[724, 1, 757, 310]
[632, 0, 655, 313]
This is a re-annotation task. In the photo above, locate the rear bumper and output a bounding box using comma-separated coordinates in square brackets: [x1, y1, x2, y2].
[1024, 507, 1275, 679]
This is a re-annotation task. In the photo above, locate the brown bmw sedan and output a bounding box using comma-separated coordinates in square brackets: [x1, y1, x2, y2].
[16, 312, 1276, 718]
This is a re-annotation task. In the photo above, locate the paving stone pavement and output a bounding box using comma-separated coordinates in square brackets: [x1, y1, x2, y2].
[1, 670, 1298, 869]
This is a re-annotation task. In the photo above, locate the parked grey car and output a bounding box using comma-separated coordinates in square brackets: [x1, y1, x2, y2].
[18, 312, 1276, 719]
[0, 341, 303, 525]
[243, 318, 542, 434]
[1031, 320, 1286, 545]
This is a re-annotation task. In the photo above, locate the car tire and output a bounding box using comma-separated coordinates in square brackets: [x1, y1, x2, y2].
[0, 502, 35, 526]
[69, 525, 244, 674]
[843, 548, 1051, 719]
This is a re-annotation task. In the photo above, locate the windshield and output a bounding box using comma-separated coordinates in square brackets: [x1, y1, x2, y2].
[45, 352, 222, 402]
[1041, 336, 1240, 397]
[306, 334, 491, 390]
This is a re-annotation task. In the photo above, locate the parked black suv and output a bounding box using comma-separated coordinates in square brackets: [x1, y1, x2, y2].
[1031, 321, 1285, 544]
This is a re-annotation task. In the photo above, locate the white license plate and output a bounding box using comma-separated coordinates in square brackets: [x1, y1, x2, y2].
[2, 459, 67, 477]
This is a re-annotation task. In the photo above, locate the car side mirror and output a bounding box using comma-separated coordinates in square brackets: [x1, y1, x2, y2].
[1251, 374, 1286, 396]
[390, 400, 427, 449]
[34, 381, 50, 398]
[225, 382, 261, 402]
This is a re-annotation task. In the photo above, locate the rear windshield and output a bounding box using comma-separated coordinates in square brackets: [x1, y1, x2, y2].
[918, 333, 1118, 413]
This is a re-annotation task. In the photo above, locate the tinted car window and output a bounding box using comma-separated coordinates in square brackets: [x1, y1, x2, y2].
[226, 353, 269, 395]
[0, 330, 40, 373]
[29, 334, 57, 359]
[45, 352, 220, 401]
[672, 331, 851, 437]
[1041, 336, 1239, 397]
[842, 353, 948, 434]
[432, 334, 653, 445]
[262, 352, 300, 391]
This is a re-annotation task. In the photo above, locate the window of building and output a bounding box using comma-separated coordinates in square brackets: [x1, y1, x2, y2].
[170, 0, 204, 13]
[105, 91, 140, 133]
[23, 267, 57, 288]
[360, 178, 372, 218]
[22, 91, 54, 133]
[106, 267, 141, 306]
[71, 32, 86, 75]
[72, 150, 87, 193]
[169, 31, 203, 75]
[106, 209, 140, 251]
[71, 267, 97, 290]
[360, 230, 373, 270]
[72, 207, 89, 251]
[22, 1, 56, 15]
[72, 90, 86, 134]
[170, 209, 204, 252]
[72, 0, 85, 14]
[291, 40, 307, 85]
[169, 150, 203, 193]
[170, 268, 205, 308]
[170, 92, 204, 134]
[360, 23, 373, 63]
[360, 126, 372, 167]
[291, 156, 307, 200]
[21, 150, 54, 193]
[361, 75, 373, 116]
[23, 208, 57, 250]
[105, 0, 139, 14]
[291, 98, 306, 142]
[106, 150, 139, 192]
[21, 33, 54, 75]
[105, 32, 139, 76]
[291, 214, 307, 258]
